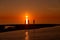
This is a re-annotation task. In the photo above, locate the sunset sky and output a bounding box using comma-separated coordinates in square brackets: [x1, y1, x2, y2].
[0, 0, 60, 24]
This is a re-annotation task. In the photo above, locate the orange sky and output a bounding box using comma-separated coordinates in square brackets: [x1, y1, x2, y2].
[0, 13, 60, 24]
[0, 0, 60, 24]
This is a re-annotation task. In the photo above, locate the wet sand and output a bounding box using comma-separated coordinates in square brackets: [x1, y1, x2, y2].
[0, 26, 59, 40]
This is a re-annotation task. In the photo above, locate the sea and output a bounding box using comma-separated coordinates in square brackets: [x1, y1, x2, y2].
[0, 26, 59, 40]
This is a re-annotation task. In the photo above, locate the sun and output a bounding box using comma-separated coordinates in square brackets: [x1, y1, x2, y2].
[26, 16, 28, 24]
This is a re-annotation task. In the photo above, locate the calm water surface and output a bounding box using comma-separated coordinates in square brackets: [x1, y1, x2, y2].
[0, 26, 59, 40]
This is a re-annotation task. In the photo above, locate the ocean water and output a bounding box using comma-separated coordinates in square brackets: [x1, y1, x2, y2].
[0, 26, 59, 40]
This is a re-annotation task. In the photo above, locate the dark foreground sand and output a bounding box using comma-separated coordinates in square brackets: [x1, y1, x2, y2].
[0, 26, 59, 40]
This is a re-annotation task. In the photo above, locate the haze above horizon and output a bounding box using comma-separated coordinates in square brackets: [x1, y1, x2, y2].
[0, 0, 60, 24]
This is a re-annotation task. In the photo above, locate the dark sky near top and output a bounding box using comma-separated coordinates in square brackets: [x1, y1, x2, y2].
[0, 0, 60, 24]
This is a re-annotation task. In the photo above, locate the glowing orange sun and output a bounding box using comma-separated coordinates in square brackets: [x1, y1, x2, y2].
[26, 16, 28, 24]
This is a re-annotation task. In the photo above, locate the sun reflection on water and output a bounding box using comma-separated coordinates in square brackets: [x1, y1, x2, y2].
[25, 30, 29, 40]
